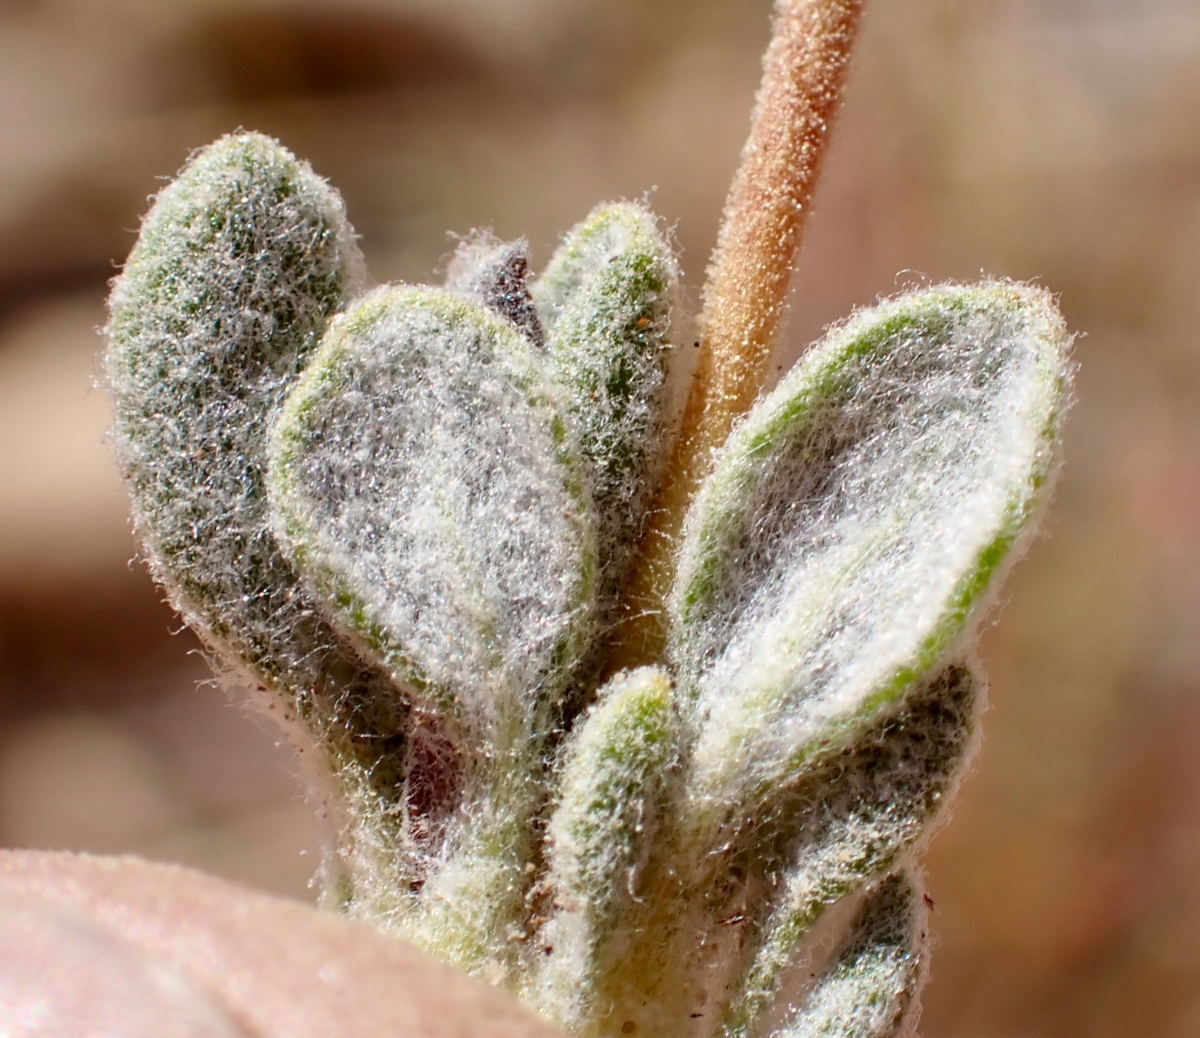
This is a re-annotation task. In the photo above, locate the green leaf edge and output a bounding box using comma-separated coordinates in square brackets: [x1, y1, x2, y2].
[268, 284, 599, 724]
[670, 281, 1069, 798]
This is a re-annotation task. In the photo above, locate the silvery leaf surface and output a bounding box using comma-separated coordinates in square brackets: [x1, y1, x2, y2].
[533, 666, 678, 1031]
[106, 135, 410, 877]
[670, 282, 1070, 818]
[535, 202, 678, 611]
[768, 873, 926, 1038]
[268, 285, 598, 744]
[720, 664, 976, 1038]
[106, 131, 367, 690]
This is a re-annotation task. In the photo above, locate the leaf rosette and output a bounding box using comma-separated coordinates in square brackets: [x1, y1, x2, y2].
[106, 26, 1072, 1033]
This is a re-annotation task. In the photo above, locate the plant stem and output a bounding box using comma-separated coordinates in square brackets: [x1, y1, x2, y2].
[612, 0, 866, 667]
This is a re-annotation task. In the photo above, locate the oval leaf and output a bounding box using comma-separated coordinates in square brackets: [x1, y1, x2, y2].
[770, 873, 925, 1038]
[107, 131, 367, 688]
[269, 285, 597, 741]
[535, 202, 679, 608]
[106, 133, 414, 905]
[670, 282, 1070, 807]
[720, 664, 976, 1038]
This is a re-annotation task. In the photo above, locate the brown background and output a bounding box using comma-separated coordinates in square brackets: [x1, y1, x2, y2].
[1, 0, 1198, 1034]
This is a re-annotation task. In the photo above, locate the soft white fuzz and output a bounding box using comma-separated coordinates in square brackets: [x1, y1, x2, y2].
[268, 286, 598, 971]
[446, 232, 546, 348]
[269, 285, 595, 740]
[533, 667, 677, 1030]
[671, 283, 1069, 822]
[546, 662, 976, 1038]
[107, 127, 1071, 1038]
[107, 132, 365, 690]
[776, 873, 926, 1038]
[105, 132, 412, 901]
[721, 664, 977, 1038]
[534, 203, 679, 613]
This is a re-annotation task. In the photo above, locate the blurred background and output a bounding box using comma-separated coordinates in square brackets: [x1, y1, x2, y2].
[0, 0, 1197, 1034]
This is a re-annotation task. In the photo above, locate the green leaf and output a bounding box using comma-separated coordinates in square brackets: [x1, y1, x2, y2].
[268, 285, 599, 976]
[720, 664, 975, 1038]
[670, 282, 1070, 817]
[269, 285, 597, 737]
[107, 131, 364, 688]
[105, 134, 410, 903]
[533, 666, 678, 1031]
[535, 202, 679, 610]
[770, 873, 926, 1038]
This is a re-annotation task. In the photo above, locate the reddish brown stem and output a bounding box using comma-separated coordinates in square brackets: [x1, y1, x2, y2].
[613, 0, 866, 667]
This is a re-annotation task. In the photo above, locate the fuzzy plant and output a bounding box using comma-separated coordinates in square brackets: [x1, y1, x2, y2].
[104, 1, 1072, 1036]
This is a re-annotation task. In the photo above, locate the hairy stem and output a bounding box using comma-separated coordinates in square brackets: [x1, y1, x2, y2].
[613, 0, 865, 666]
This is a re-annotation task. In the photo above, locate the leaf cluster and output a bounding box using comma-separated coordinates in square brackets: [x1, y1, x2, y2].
[106, 130, 1070, 1038]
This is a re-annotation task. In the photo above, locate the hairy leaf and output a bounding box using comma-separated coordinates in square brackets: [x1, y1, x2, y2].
[105, 134, 411, 900]
[446, 231, 545, 348]
[720, 664, 975, 1038]
[269, 285, 596, 736]
[534, 667, 678, 1030]
[671, 282, 1069, 815]
[535, 203, 679, 610]
[107, 131, 363, 687]
[268, 285, 599, 974]
[772, 873, 925, 1038]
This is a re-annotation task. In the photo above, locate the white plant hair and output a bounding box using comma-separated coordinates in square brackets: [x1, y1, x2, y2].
[104, 4, 1074, 1034]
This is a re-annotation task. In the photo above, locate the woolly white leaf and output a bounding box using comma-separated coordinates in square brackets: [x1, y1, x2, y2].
[721, 664, 976, 1038]
[268, 285, 598, 974]
[105, 135, 412, 906]
[106, 131, 366, 689]
[535, 203, 679, 609]
[561, 664, 973, 1038]
[670, 283, 1069, 817]
[269, 285, 597, 739]
[533, 666, 678, 1030]
[771, 873, 925, 1038]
